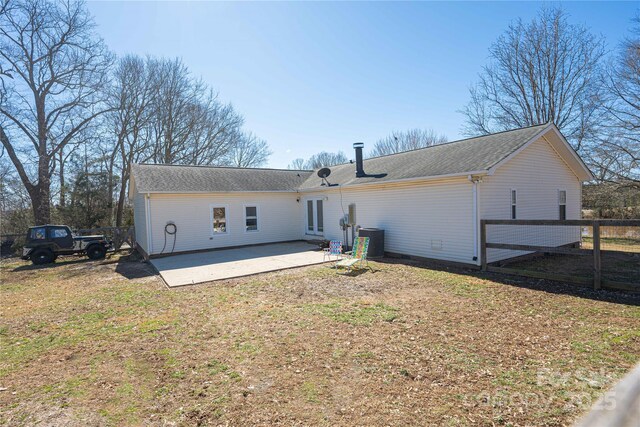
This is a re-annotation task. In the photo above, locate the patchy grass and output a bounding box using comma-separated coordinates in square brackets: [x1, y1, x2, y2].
[582, 236, 640, 252]
[301, 380, 321, 403]
[304, 301, 399, 325]
[0, 256, 639, 426]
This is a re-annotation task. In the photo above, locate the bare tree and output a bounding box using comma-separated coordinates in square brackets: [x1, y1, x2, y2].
[287, 158, 306, 170]
[52, 125, 96, 208]
[287, 152, 347, 170]
[148, 58, 244, 166]
[583, 181, 640, 218]
[0, 157, 33, 234]
[227, 133, 271, 168]
[461, 6, 606, 151]
[304, 151, 347, 169]
[148, 58, 198, 164]
[370, 128, 448, 156]
[0, 0, 113, 224]
[55, 148, 74, 208]
[593, 14, 640, 188]
[108, 55, 156, 225]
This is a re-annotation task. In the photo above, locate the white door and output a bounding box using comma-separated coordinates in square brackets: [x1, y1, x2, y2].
[306, 199, 324, 235]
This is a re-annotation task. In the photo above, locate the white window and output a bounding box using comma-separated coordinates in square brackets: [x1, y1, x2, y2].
[210, 206, 228, 234]
[317, 200, 324, 232]
[306, 199, 324, 235]
[244, 206, 258, 232]
[307, 200, 314, 232]
[510, 189, 517, 219]
[558, 190, 567, 220]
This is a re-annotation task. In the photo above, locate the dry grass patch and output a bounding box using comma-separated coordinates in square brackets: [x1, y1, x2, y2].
[0, 255, 639, 426]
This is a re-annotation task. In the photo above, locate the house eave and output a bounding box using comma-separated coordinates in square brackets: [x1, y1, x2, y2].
[486, 123, 554, 176]
[486, 123, 594, 181]
[135, 190, 301, 195]
[297, 170, 489, 192]
[546, 126, 595, 181]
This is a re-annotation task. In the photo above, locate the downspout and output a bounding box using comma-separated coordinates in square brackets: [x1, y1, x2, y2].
[145, 193, 153, 254]
[468, 175, 482, 265]
[296, 190, 303, 239]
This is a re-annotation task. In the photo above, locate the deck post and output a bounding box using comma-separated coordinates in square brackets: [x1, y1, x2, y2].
[480, 220, 487, 271]
[593, 221, 601, 290]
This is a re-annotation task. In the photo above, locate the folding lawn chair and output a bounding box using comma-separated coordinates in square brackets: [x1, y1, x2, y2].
[335, 236, 370, 273]
[323, 240, 343, 261]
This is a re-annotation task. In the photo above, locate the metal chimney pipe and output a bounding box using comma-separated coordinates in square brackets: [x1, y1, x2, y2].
[353, 142, 365, 177]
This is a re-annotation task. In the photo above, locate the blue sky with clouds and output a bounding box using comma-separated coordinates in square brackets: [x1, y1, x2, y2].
[87, 1, 638, 168]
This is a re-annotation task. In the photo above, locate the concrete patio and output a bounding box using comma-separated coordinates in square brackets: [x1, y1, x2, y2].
[150, 241, 328, 287]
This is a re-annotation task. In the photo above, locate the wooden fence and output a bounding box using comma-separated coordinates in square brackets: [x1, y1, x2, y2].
[481, 219, 640, 292]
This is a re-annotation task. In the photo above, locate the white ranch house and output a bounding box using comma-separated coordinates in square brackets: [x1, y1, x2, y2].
[129, 123, 593, 266]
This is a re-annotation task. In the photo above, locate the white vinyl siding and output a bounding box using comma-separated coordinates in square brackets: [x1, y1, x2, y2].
[133, 192, 148, 253]
[301, 178, 476, 264]
[480, 136, 582, 263]
[146, 192, 301, 255]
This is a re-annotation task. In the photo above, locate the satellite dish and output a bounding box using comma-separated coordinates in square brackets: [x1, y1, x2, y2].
[317, 167, 331, 179]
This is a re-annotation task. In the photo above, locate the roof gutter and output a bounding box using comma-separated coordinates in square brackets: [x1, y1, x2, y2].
[145, 193, 153, 254]
[138, 170, 492, 194]
[297, 170, 489, 192]
[136, 190, 301, 194]
[468, 174, 483, 265]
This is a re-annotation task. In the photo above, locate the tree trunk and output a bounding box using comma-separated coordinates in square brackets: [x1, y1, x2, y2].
[30, 181, 51, 225]
[34, 95, 51, 225]
[107, 148, 117, 225]
[115, 175, 128, 227]
[59, 150, 66, 208]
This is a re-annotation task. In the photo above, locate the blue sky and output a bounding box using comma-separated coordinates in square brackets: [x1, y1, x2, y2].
[87, 1, 638, 168]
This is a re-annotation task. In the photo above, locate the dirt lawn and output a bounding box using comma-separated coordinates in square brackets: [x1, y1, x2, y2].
[503, 251, 640, 285]
[1, 255, 639, 426]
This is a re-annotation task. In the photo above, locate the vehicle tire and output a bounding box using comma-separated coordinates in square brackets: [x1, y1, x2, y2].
[31, 249, 54, 265]
[86, 245, 106, 260]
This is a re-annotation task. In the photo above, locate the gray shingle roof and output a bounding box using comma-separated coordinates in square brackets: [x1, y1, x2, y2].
[132, 124, 551, 194]
[131, 164, 313, 193]
[298, 124, 549, 190]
